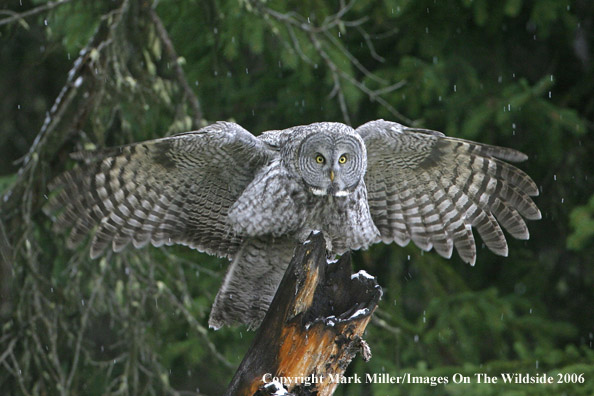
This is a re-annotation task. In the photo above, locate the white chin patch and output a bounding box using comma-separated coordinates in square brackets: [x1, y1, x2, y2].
[311, 188, 327, 196]
[334, 190, 350, 197]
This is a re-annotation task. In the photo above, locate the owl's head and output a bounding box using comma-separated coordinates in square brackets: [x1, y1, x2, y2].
[297, 123, 367, 197]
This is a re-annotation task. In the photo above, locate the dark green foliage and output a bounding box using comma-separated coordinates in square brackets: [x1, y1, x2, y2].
[1, 0, 592, 395]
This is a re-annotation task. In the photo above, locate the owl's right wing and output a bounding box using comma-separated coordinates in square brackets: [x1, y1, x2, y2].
[45, 121, 273, 259]
[356, 120, 541, 265]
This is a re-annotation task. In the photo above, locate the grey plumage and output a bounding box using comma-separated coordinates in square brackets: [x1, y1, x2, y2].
[45, 120, 541, 329]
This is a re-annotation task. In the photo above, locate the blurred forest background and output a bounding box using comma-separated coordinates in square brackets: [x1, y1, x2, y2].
[1, 0, 593, 395]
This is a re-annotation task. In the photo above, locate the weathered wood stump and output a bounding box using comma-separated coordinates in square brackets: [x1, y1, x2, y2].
[224, 231, 382, 396]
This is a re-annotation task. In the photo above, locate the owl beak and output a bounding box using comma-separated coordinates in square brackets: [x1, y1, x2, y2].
[330, 170, 335, 182]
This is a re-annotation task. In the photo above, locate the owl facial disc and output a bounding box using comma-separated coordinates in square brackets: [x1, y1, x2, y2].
[297, 127, 367, 197]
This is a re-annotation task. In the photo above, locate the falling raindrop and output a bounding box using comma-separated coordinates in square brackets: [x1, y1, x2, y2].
[414, 334, 419, 343]
[453, 84, 457, 92]
[44, 19, 48, 26]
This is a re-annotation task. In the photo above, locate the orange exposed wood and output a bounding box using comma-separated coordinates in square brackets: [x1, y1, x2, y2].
[224, 232, 382, 396]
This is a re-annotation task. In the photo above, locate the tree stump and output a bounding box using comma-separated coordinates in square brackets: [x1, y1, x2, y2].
[224, 231, 382, 396]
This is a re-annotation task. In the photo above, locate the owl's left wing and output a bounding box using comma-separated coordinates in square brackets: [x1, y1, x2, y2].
[356, 120, 541, 265]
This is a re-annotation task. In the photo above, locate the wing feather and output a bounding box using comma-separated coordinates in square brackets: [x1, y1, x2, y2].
[357, 119, 540, 264]
[45, 122, 273, 259]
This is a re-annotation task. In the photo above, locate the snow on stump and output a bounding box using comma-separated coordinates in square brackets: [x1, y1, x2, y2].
[224, 231, 383, 396]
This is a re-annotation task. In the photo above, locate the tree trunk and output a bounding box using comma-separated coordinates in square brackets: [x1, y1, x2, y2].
[225, 231, 382, 396]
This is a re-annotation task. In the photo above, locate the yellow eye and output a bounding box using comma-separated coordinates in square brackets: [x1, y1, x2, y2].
[338, 155, 347, 164]
[315, 154, 325, 164]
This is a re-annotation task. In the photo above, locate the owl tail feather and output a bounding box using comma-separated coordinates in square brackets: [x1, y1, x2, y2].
[208, 236, 296, 330]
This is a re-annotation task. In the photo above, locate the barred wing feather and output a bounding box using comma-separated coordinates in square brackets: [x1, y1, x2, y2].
[356, 120, 541, 265]
[45, 122, 272, 259]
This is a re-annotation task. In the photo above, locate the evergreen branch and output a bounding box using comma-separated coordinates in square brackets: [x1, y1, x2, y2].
[309, 31, 351, 125]
[0, 0, 74, 27]
[148, 5, 205, 129]
[248, 0, 414, 125]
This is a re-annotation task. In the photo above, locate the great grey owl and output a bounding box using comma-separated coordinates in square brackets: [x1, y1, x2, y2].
[45, 120, 541, 329]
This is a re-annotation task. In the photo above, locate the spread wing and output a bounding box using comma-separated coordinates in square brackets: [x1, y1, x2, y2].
[356, 119, 541, 265]
[45, 121, 273, 259]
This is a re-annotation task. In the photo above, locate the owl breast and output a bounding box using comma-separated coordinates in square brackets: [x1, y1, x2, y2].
[296, 181, 380, 254]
